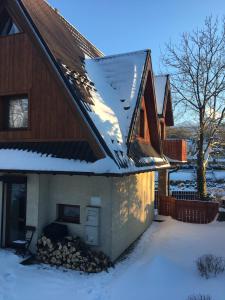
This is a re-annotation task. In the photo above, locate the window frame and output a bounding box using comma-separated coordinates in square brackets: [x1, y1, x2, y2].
[0, 9, 22, 38]
[2, 94, 30, 131]
[57, 204, 81, 224]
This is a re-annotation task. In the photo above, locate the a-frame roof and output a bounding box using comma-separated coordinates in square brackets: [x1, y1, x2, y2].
[84, 50, 149, 161]
[154, 75, 174, 126]
[154, 75, 168, 116]
[0, 0, 169, 174]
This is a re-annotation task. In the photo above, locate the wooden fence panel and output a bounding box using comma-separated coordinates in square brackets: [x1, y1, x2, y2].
[158, 196, 218, 224]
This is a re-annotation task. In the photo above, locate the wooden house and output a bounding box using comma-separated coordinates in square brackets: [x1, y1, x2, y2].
[0, 0, 186, 261]
[154, 75, 187, 197]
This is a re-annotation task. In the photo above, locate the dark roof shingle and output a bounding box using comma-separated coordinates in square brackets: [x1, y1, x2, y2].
[20, 0, 103, 104]
[0, 141, 97, 162]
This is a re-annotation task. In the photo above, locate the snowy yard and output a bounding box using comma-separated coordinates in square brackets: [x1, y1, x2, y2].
[1, 218, 225, 300]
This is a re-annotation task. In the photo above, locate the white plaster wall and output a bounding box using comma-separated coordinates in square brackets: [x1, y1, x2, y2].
[26, 174, 40, 251]
[38, 175, 50, 236]
[44, 175, 113, 257]
[26, 172, 155, 261]
[25, 174, 112, 256]
[111, 172, 155, 260]
[23, 174, 50, 252]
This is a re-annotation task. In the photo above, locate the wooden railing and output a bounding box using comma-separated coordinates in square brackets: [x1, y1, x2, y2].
[162, 139, 187, 162]
[154, 191, 201, 209]
[158, 196, 218, 224]
[171, 191, 200, 200]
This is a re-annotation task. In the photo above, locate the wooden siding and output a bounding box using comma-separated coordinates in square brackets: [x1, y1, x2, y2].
[136, 97, 151, 144]
[158, 196, 218, 224]
[164, 90, 174, 126]
[131, 70, 162, 155]
[162, 139, 187, 162]
[143, 71, 161, 154]
[0, 33, 104, 158]
[160, 119, 166, 140]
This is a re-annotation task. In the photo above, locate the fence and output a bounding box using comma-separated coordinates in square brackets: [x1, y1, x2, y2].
[154, 190, 200, 209]
[158, 196, 219, 224]
[171, 191, 200, 200]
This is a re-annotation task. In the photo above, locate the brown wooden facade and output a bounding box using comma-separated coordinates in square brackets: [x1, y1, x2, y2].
[162, 139, 187, 162]
[0, 26, 104, 158]
[0, 0, 179, 168]
[143, 70, 162, 155]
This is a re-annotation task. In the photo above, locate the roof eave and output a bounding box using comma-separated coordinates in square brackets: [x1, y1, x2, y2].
[0, 164, 171, 177]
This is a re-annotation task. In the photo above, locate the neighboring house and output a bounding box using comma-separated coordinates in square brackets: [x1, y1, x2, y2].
[0, 0, 186, 261]
[154, 75, 187, 196]
[154, 75, 174, 141]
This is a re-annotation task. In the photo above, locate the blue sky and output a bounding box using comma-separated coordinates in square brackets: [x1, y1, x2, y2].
[48, 0, 224, 72]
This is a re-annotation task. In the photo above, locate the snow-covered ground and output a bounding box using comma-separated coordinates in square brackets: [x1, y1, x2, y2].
[1, 217, 225, 300]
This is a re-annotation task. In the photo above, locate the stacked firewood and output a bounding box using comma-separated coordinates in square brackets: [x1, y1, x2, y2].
[36, 236, 113, 273]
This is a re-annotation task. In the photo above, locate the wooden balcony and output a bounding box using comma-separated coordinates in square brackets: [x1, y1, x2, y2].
[162, 139, 187, 162]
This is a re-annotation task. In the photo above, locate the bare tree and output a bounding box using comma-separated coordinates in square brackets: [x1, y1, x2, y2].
[163, 16, 225, 200]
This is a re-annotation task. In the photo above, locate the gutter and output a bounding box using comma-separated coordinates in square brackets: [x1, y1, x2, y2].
[16, 0, 118, 166]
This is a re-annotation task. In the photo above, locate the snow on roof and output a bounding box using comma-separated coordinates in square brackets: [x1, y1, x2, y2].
[92, 51, 148, 139]
[154, 75, 168, 115]
[84, 50, 148, 162]
[0, 149, 169, 174]
[0, 44, 168, 173]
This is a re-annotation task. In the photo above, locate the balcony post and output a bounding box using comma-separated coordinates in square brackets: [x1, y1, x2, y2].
[158, 169, 169, 197]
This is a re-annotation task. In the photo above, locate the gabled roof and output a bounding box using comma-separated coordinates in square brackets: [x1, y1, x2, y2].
[84, 50, 148, 159]
[87, 51, 148, 140]
[19, 0, 103, 104]
[154, 75, 174, 126]
[0, 0, 170, 174]
[154, 75, 168, 115]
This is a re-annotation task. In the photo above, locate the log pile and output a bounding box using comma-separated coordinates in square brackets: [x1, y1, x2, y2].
[36, 236, 113, 273]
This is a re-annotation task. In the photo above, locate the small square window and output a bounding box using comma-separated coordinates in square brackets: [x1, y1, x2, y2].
[0, 9, 21, 37]
[57, 204, 80, 224]
[4, 96, 29, 129]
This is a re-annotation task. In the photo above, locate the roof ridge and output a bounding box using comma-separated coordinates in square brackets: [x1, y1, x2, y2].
[43, 0, 104, 57]
[90, 49, 149, 61]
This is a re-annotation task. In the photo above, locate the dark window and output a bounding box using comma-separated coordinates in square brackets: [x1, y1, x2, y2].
[139, 109, 145, 138]
[57, 204, 80, 224]
[3, 96, 29, 129]
[0, 9, 21, 37]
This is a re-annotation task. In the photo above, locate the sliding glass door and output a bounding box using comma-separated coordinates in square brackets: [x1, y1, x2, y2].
[5, 181, 27, 246]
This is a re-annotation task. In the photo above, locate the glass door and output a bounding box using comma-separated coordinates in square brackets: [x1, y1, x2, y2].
[5, 182, 27, 246]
